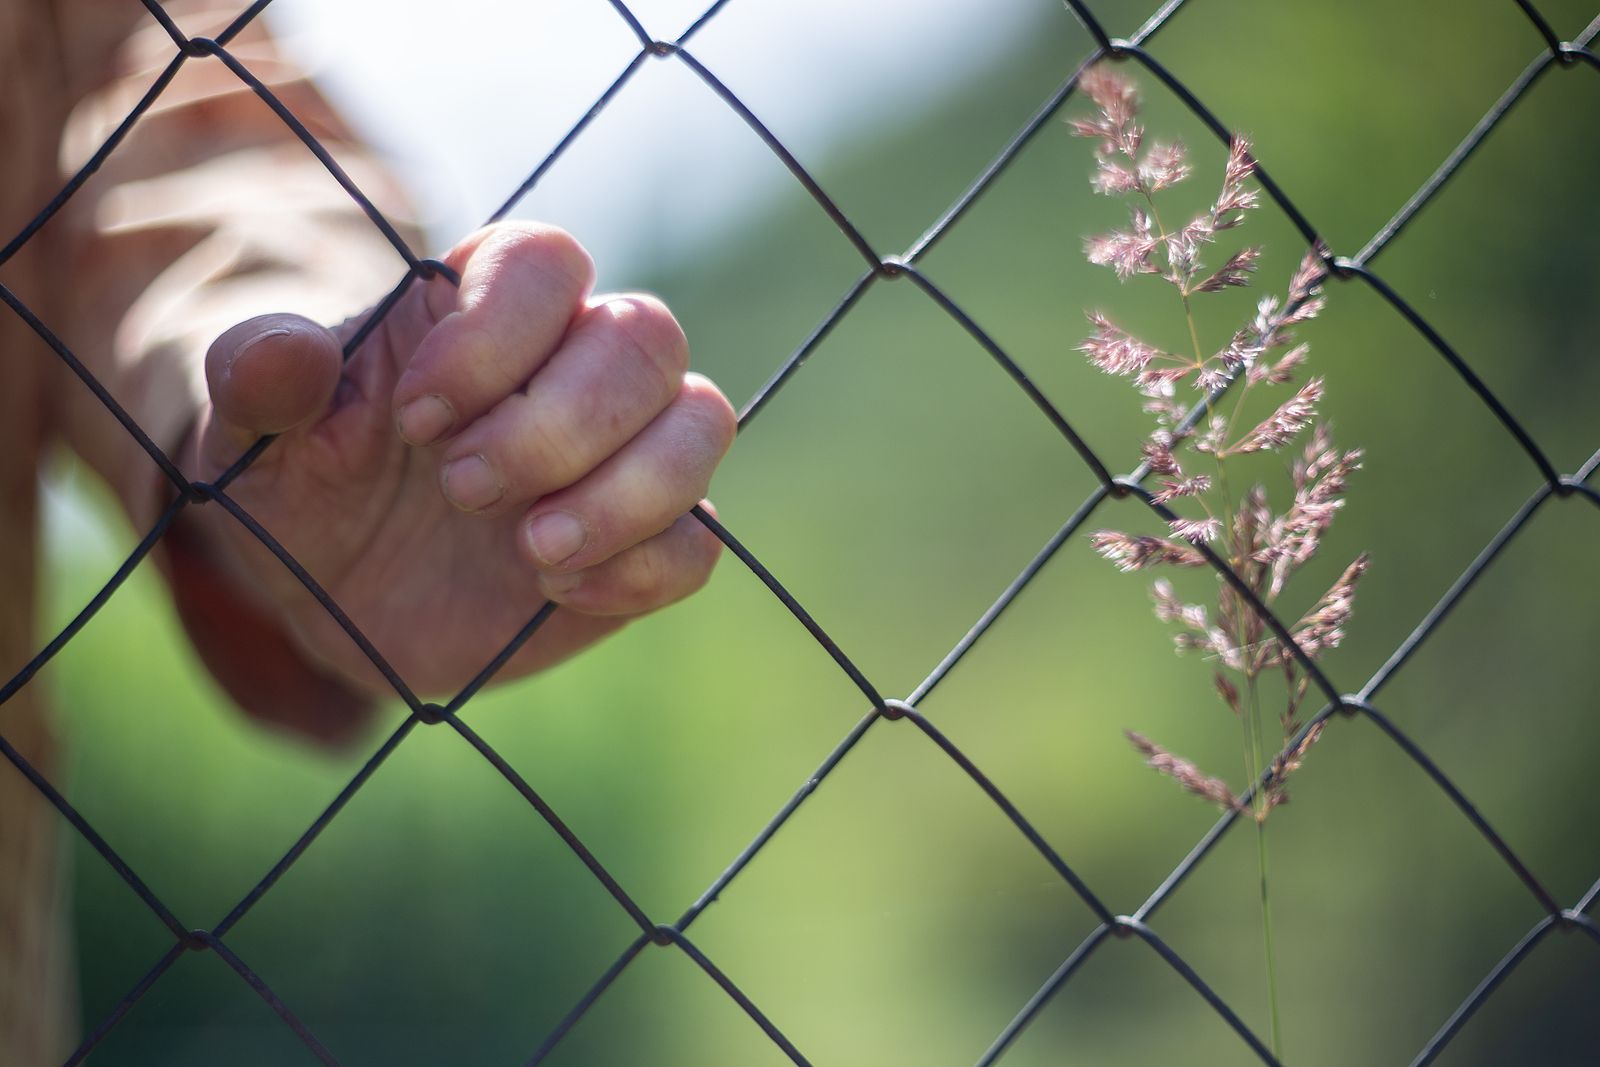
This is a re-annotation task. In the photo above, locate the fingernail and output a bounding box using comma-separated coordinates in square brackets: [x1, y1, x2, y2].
[440, 454, 503, 511]
[396, 394, 455, 446]
[524, 511, 587, 567]
[539, 568, 583, 598]
[228, 328, 292, 377]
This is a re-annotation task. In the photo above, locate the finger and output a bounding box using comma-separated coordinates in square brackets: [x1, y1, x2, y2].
[201, 313, 342, 465]
[434, 294, 689, 514]
[391, 222, 595, 446]
[517, 373, 736, 571]
[537, 508, 723, 616]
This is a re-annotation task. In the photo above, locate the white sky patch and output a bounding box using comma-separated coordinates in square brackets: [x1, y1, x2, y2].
[266, 0, 1040, 281]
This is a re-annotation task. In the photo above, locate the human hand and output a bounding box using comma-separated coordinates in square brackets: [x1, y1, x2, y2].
[174, 222, 735, 731]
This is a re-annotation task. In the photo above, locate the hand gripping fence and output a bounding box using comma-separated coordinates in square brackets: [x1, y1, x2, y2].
[2, 0, 1598, 1063]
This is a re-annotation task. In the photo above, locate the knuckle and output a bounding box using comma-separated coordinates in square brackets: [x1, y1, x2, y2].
[476, 222, 596, 301]
[520, 407, 589, 487]
[624, 525, 720, 608]
[677, 375, 738, 458]
[508, 223, 592, 292]
[566, 520, 720, 615]
[655, 527, 720, 605]
[450, 396, 578, 497]
[625, 546, 676, 603]
[683, 528, 722, 593]
[396, 313, 492, 404]
[452, 319, 518, 393]
[527, 226, 596, 292]
[603, 294, 690, 387]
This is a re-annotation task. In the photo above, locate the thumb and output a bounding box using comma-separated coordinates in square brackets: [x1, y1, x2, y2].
[201, 313, 342, 465]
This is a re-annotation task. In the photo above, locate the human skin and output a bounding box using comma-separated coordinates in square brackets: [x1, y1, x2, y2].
[177, 220, 736, 716]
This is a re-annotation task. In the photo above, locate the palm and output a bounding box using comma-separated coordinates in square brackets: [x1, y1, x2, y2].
[202, 275, 618, 699]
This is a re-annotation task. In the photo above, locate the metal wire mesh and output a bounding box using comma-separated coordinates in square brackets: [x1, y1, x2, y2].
[2, 0, 1598, 1063]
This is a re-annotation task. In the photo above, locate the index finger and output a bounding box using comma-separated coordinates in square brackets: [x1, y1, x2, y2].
[391, 222, 595, 446]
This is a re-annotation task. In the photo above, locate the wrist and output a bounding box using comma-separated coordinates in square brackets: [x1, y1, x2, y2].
[161, 418, 375, 745]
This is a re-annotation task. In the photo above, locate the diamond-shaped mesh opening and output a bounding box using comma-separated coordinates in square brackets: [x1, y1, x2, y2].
[690, 720, 1108, 1065]
[79, 947, 332, 1067]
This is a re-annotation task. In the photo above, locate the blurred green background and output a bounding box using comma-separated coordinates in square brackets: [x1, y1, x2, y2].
[35, 0, 1600, 1063]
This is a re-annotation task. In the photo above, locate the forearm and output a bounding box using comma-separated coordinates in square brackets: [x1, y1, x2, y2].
[49, 4, 416, 735]
[51, 5, 408, 509]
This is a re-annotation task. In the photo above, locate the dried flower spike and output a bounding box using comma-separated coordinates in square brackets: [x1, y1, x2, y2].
[1126, 731, 1241, 812]
[1072, 67, 1369, 1059]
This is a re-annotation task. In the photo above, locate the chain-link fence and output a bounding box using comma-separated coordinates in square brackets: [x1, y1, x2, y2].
[3, 0, 1598, 1063]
